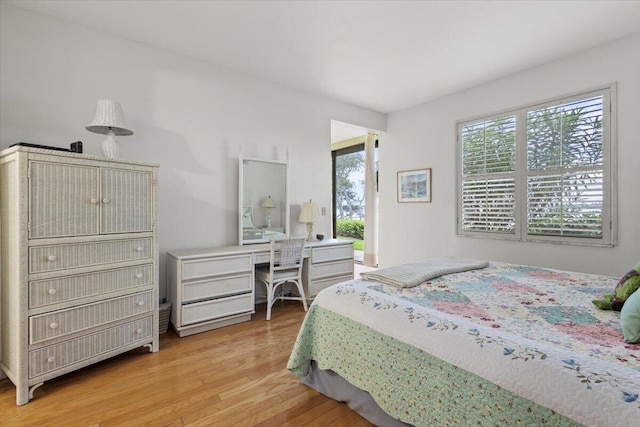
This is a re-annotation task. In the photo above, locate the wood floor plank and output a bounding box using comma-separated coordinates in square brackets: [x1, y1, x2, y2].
[277, 398, 341, 426]
[251, 393, 329, 427]
[0, 301, 374, 426]
[184, 394, 284, 427]
[230, 388, 317, 427]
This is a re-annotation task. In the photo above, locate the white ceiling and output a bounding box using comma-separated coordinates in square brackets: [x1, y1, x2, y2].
[7, 0, 640, 116]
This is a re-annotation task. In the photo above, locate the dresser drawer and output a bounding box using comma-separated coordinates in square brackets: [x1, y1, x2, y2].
[311, 259, 354, 280]
[29, 291, 153, 344]
[29, 317, 153, 378]
[181, 293, 253, 325]
[181, 254, 252, 280]
[182, 273, 252, 303]
[307, 275, 353, 299]
[29, 238, 153, 274]
[311, 245, 353, 263]
[29, 264, 153, 309]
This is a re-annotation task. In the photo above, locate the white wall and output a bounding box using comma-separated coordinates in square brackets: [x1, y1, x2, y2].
[380, 34, 640, 277]
[0, 4, 386, 298]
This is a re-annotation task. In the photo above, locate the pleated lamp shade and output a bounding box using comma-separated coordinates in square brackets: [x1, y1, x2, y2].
[299, 200, 321, 241]
[86, 100, 133, 136]
[261, 196, 277, 209]
[86, 100, 133, 158]
[299, 200, 320, 223]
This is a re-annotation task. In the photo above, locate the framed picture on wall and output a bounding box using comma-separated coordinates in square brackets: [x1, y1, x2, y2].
[397, 168, 431, 203]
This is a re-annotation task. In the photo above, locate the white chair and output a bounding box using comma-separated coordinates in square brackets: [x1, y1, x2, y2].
[255, 237, 308, 320]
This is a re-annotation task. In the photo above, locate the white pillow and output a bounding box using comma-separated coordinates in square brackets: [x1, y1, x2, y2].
[621, 289, 640, 343]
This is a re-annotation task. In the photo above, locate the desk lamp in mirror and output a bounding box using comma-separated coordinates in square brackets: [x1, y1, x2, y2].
[261, 196, 277, 228]
[239, 155, 290, 245]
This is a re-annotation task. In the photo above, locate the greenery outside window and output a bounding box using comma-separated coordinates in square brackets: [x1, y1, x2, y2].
[457, 85, 616, 246]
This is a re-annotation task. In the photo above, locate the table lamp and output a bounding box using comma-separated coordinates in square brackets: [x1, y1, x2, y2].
[86, 100, 133, 158]
[299, 199, 321, 241]
[261, 196, 277, 228]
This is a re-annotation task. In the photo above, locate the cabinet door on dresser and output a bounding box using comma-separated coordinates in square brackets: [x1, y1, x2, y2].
[100, 168, 153, 233]
[29, 161, 100, 238]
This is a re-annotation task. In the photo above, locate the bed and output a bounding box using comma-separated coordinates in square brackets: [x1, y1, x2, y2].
[287, 259, 640, 426]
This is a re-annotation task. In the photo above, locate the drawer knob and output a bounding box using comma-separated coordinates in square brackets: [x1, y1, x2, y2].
[137, 301, 145, 307]
[135, 246, 143, 252]
[48, 288, 57, 295]
[47, 356, 55, 363]
[47, 255, 56, 262]
[135, 328, 143, 334]
[136, 273, 144, 279]
[90, 198, 99, 204]
[49, 322, 59, 329]
[102, 198, 111, 204]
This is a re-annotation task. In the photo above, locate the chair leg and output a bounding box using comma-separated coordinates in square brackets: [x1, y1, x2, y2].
[257, 278, 275, 321]
[266, 281, 273, 321]
[268, 281, 287, 320]
[293, 280, 308, 312]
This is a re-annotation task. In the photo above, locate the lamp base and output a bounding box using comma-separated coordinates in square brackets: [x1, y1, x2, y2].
[102, 131, 121, 158]
[306, 222, 314, 242]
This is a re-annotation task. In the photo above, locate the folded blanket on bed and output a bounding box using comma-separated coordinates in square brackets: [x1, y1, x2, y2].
[360, 256, 489, 288]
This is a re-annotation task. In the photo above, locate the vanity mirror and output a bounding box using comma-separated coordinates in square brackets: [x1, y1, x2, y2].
[239, 155, 290, 245]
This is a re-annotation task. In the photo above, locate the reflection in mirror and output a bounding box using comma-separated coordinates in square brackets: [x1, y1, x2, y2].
[239, 155, 290, 245]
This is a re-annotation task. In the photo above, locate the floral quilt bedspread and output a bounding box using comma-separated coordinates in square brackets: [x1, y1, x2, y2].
[288, 262, 640, 426]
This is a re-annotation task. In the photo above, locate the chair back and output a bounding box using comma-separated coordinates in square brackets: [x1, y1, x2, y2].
[270, 237, 306, 274]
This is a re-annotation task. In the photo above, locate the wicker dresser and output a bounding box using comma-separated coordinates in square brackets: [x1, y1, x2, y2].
[0, 146, 159, 405]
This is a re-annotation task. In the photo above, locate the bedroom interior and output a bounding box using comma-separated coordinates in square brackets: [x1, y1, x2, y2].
[1, 1, 639, 425]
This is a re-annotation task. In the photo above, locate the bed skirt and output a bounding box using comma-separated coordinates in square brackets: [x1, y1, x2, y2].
[302, 360, 413, 427]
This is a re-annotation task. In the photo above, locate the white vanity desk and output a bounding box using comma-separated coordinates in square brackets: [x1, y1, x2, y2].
[167, 239, 353, 337]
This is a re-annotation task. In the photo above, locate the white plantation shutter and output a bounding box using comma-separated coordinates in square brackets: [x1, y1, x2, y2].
[526, 96, 605, 239]
[460, 116, 516, 234]
[461, 178, 516, 232]
[457, 86, 615, 246]
[527, 172, 604, 237]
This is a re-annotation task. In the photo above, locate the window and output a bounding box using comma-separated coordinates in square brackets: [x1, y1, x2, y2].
[457, 86, 615, 246]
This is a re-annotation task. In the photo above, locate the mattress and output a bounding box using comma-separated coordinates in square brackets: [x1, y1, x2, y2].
[287, 262, 640, 426]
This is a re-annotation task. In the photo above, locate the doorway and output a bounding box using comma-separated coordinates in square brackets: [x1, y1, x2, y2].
[330, 123, 378, 266]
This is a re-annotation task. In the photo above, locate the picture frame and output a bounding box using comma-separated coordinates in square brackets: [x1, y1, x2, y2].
[397, 168, 431, 203]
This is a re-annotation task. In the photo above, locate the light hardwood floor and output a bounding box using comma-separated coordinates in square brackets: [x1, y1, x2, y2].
[0, 301, 374, 426]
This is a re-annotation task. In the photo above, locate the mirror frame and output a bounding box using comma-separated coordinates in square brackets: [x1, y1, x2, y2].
[238, 154, 290, 245]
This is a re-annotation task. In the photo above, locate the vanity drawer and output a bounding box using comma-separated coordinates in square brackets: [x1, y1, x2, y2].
[29, 238, 153, 274]
[311, 245, 353, 264]
[29, 316, 153, 378]
[29, 264, 153, 309]
[254, 247, 310, 265]
[311, 259, 354, 280]
[181, 293, 253, 325]
[182, 273, 252, 303]
[29, 291, 153, 344]
[181, 254, 252, 281]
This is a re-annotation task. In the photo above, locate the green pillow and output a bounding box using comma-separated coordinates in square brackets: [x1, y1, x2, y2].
[620, 288, 640, 343]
